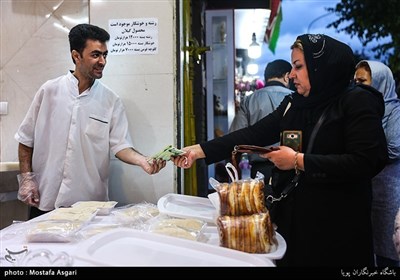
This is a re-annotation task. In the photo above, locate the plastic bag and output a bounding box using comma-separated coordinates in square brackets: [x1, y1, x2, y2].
[111, 202, 159, 228]
[209, 162, 276, 254]
[209, 163, 266, 216]
[217, 212, 276, 254]
[25, 220, 83, 243]
[146, 214, 206, 241]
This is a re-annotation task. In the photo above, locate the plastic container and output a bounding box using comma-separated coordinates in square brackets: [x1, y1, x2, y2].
[73, 228, 275, 266]
[157, 193, 217, 224]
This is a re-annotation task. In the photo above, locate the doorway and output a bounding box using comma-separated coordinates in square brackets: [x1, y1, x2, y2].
[183, 0, 271, 196]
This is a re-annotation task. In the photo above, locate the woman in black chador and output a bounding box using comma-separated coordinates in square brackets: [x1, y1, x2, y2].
[173, 34, 387, 267]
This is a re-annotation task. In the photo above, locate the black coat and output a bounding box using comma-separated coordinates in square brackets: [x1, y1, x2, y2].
[201, 85, 388, 266]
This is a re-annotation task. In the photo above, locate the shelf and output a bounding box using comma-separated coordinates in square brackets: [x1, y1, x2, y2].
[206, 9, 235, 188]
[212, 78, 227, 82]
[211, 42, 227, 49]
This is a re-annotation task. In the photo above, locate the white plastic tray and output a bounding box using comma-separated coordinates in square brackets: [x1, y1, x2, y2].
[201, 226, 287, 260]
[73, 228, 274, 266]
[157, 193, 217, 224]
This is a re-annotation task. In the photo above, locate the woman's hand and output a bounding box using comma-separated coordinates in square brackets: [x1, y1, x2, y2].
[259, 145, 303, 172]
[172, 144, 205, 169]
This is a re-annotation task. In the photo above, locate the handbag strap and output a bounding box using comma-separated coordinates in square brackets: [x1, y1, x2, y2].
[306, 109, 328, 153]
[267, 108, 328, 203]
[231, 145, 246, 178]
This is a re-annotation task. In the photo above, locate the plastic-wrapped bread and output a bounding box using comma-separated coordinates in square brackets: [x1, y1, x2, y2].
[148, 216, 206, 241]
[26, 220, 83, 243]
[217, 212, 275, 253]
[217, 179, 266, 216]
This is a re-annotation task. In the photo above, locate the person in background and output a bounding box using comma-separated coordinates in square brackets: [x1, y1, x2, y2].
[255, 78, 265, 90]
[354, 60, 400, 267]
[229, 59, 293, 183]
[172, 34, 388, 266]
[394, 208, 400, 259]
[15, 24, 166, 219]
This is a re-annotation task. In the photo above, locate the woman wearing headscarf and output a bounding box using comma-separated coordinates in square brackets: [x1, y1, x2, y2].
[355, 60, 400, 267]
[173, 34, 388, 266]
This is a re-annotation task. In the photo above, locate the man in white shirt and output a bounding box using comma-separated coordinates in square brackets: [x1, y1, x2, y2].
[15, 24, 166, 218]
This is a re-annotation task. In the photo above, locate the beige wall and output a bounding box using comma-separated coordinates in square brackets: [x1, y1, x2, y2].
[0, 0, 177, 205]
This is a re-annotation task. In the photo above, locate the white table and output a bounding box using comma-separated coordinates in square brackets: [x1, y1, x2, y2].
[0, 207, 282, 267]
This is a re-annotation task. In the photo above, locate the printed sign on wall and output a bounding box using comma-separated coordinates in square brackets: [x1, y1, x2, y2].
[108, 18, 158, 55]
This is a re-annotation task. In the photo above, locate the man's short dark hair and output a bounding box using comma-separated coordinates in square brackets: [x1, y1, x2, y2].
[264, 59, 292, 81]
[68, 24, 110, 55]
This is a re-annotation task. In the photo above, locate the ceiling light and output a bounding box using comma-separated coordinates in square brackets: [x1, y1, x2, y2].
[248, 32, 261, 59]
[246, 60, 259, 76]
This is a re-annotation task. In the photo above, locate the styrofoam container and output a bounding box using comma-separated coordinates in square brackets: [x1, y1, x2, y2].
[157, 193, 217, 224]
[73, 228, 274, 266]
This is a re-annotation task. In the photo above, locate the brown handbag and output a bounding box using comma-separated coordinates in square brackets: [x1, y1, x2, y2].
[231, 145, 279, 171]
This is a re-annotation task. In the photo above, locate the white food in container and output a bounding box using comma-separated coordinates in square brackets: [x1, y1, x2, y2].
[25, 207, 99, 242]
[25, 220, 84, 243]
[147, 215, 207, 241]
[111, 202, 159, 228]
[48, 207, 98, 222]
[71, 201, 118, 216]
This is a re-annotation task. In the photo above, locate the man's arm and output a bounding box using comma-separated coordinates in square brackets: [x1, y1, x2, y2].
[17, 143, 40, 207]
[18, 143, 33, 173]
[115, 147, 166, 175]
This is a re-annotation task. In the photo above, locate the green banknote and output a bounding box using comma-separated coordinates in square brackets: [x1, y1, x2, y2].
[148, 145, 185, 161]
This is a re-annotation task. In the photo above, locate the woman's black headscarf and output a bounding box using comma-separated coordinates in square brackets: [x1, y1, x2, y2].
[291, 34, 355, 109]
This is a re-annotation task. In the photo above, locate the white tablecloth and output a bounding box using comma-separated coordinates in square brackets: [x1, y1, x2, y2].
[0, 215, 112, 267]
[1, 212, 282, 267]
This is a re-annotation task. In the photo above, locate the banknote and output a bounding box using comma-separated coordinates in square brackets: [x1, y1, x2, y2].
[148, 145, 186, 161]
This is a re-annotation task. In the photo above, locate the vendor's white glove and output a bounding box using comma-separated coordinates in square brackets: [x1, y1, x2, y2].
[393, 208, 400, 258]
[17, 172, 40, 207]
